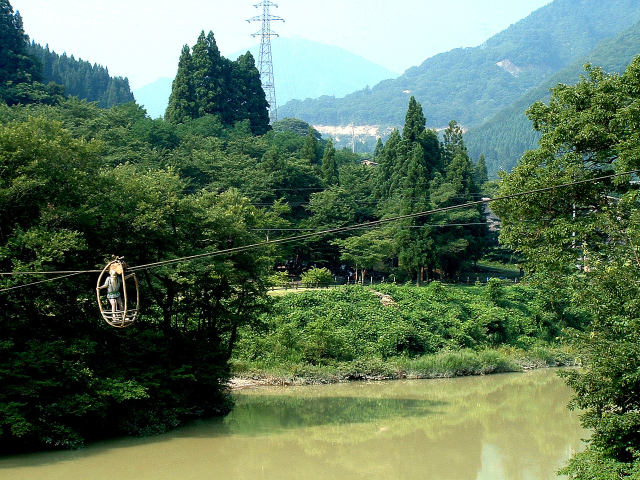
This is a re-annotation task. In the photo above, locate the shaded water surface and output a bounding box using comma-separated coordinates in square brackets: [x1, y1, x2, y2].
[0, 369, 585, 479]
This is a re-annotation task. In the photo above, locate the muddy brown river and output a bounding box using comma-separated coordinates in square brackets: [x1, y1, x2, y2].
[0, 369, 585, 480]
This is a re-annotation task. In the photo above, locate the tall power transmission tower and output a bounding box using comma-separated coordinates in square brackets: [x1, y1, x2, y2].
[248, 1, 284, 123]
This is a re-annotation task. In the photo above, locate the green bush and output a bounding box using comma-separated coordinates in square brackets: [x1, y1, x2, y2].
[267, 271, 291, 288]
[301, 267, 334, 287]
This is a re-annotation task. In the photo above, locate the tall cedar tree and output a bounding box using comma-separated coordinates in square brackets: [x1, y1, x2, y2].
[374, 129, 400, 200]
[232, 52, 270, 135]
[373, 137, 384, 161]
[443, 120, 467, 167]
[166, 31, 269, 135]
[402, 96, 426, 143]
[321, 139, 338, 186]
[474, 154, 489, 185]
[165, 45, 196, 123]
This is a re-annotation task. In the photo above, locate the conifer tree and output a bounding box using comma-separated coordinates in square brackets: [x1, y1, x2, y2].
[165, 30, 269, 131]
[403, 143, 429, 212]
[373, 137, 384, 161]
[165, 45, 196, 123]
[374, 129, 400, 199]
[301, 126, 319, 164]
[232, 52, 269, 135]
[402, 96, 426, 143]
[442, 120, 467, 167]
[321, 139, 338, 186]
[474, 154, 489, 186]
[191, 31, 216, 118]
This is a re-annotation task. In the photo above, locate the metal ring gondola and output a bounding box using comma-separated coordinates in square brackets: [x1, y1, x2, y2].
[96, 258, 139, 328]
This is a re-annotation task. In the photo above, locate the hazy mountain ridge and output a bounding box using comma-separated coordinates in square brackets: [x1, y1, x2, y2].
[279, 0, 640, 129]
[465, 20, 640, 176]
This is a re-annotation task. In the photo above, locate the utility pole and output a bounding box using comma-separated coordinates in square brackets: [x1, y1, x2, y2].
[248, 1, 284, 123]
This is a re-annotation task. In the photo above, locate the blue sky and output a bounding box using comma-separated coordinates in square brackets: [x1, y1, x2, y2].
[11, 0, 551, 88]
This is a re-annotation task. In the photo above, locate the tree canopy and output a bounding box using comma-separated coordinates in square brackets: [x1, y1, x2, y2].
[166, 31, 269, 135]
[494, 57, 640, 479]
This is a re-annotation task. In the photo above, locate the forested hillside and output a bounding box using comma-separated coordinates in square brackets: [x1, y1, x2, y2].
[28, 42, 134, 108]
[1, 1, 133, 108]
[465, 20, 640, 176]
[279, 0, 640, 129]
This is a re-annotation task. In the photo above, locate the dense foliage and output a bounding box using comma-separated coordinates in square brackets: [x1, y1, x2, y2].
[28, 42, 135, 108]
[346, 103, 489, 282]
[0, 0, 54, 105]
[279, 0, 640, 130]
[165, 31, 269, 135]
[494, 57, 640, 478]
[233, 283, 579, 369]
[0, 104, 276, 450]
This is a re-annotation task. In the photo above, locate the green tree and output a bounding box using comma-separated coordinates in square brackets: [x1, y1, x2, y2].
[165, 45, 196, 123]
[374, 129, 401, 200]
[321, 139, 338, 186]
[333, 229, 393, 284]
[442, 120, 466, 167]
[0, 108, 271, 451]
[373, 137, 384, 161]
[301, 125, 320, 164]
[402, 96, 426, 143]
[494, 59, 640, 479]
[474, 154, 489, 186]
[165, 31, 269, 133]
[231, 52, 269, 135]
[301, 267, 333, 287]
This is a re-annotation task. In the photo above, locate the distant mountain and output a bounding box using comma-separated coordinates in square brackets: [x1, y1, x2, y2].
[28, 42, 134, 108]
[133, 37, 397, 119]
[230, 37, 398, 105]
[465, 20, 640, 176]
[279, 0, 640, 129]
[133, 77, 172, 118]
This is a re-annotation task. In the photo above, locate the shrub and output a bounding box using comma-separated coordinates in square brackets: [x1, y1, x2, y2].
[267, 271, 291, 288]
[301, 267, 333, 287]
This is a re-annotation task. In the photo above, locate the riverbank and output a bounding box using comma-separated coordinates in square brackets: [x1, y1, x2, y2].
[231, 283, 585, 389]
[230, 345, 578, 389]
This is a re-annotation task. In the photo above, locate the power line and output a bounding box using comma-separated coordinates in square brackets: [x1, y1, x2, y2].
[1, 168, 637, 293]
[251, 222, 488, 232]
[127, 169, 640, 272]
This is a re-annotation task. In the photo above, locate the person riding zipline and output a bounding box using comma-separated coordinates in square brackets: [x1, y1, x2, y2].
[97, 263, 133, 320]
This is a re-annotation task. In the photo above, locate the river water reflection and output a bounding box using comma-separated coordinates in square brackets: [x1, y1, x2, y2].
[0, 369, 585, 480]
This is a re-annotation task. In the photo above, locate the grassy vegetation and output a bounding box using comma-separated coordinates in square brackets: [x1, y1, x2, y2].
[232, 282, 583, 384]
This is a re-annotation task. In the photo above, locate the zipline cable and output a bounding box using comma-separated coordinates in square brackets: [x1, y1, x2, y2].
[0, 272, 88, 293]
[0, 269, 101, 276]
[1, 168, 638, 293]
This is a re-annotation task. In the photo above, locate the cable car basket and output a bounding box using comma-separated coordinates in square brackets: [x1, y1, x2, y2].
[96, 258, 139, 328]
